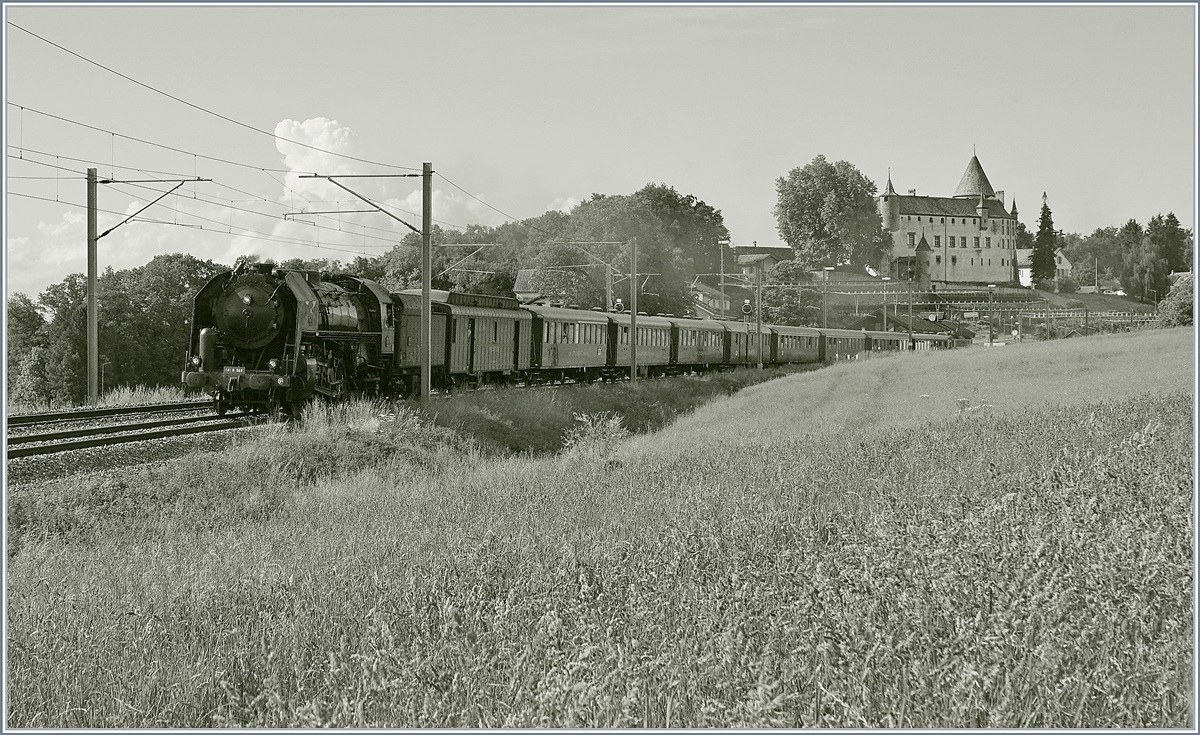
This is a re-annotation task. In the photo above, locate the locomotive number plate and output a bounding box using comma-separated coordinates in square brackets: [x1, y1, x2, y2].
[224, 366, 246, 374]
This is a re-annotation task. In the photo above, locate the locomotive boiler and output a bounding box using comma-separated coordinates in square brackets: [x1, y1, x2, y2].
[181, 262, 394, 415]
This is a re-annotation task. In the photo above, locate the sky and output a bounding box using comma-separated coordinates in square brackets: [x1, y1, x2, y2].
[3, 2, 1196, 300]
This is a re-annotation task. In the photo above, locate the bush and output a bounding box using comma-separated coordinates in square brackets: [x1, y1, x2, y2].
[1156, 273, 1193, 327]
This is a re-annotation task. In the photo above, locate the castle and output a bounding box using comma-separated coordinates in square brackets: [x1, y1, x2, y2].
[877, 155, 1020, 287]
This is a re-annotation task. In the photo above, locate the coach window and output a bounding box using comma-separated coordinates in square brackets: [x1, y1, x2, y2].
[493, 322, 499, 342]
[451, 319, 458, 343]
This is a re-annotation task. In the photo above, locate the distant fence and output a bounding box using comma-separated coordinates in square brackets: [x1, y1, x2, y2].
[991, 310, 1158, 341]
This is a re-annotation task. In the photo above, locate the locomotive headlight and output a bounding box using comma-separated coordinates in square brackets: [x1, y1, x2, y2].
[241, 294, 253, 305]
[268, 358, 280, 370]
[277, 377, 286, 386]
[190, 356, 202, 368]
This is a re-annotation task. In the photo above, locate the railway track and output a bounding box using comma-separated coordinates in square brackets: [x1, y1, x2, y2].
[6, 400, 212, 428]
[6, 402, 262, 460]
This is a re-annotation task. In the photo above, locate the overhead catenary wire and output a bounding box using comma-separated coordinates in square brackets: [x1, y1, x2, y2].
[8, 150, 469, 243]
[8, 140, 476, 234]
[8, 190, 371, 257]
[8, 153, 395, 244]
[8, 23, 423, 172]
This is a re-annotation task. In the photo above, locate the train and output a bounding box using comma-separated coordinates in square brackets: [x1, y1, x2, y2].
[181, 262, 953, 415]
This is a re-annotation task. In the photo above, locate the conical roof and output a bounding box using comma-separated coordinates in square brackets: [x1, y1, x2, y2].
[953, 155, 996, 199]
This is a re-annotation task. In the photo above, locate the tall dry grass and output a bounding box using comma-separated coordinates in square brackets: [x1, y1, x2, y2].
[6, 384, 191, 416]
[6, 328, 1194, 727]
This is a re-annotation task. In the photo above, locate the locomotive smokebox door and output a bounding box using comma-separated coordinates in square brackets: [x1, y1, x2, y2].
[216, 281, 285, 349]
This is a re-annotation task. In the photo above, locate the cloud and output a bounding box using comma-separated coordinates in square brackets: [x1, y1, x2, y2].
[274, 117, 361, 202]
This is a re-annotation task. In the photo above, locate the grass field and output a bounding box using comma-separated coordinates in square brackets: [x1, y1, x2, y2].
[5, 328, 1194, 727]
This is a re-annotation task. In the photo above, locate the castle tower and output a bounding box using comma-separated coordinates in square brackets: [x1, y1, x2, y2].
[915, 232, 933, 291]
[880, 169, 900, 232]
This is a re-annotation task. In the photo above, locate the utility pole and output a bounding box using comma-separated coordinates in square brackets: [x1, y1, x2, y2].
[822, 266, 834, 328]
[630, 238, 638, 385]
[755, 262, 763, 370]
[880, 277, 890, 331]
[718, 237, 729, 319]
[87, 168, 98, 403]
[421, 162, 432, 399]
[987, 284, 996, 345]
[86, 170, 208, 404]
[907, 280, 914, 349]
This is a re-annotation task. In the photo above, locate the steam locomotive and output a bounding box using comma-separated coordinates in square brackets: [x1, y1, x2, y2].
[181, 263, 952, 415]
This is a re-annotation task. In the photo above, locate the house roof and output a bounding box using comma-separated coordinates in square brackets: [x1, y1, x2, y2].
[954, 155, 996, 199]
[513, 268, 539, 294]
[736, 253, 779, 267]
[730, 244, 794, 259]
[888, 195, 1014, 219]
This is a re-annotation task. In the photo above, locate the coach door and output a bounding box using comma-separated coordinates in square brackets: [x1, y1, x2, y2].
[467, 318, 477, 373]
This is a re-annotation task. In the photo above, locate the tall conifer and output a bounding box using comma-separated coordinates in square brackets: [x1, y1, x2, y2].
[1031, 193, 1058, 285]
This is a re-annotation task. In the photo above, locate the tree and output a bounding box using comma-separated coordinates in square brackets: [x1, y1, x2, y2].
[1156, 273, 1193, 327]
[1114, 219, 1173, 302]
[540, 193, 696, 315]
[634, 183, 730, 275]
[761, 261, 820, 325]
[6, 293, 46, 375]
[1031, 193, 1058, 286]
[36, 273, 89, 404]
[1147, 212, 1190, 274]
[773, 155, 889, 271]
[97, 254, 227, 391]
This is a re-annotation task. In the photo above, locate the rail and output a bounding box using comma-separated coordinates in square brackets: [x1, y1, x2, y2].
[7, 415, 258, 459]
[6, 401, 210, 427]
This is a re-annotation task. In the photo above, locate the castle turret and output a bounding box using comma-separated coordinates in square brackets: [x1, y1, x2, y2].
[915, 232, 933, 291]
[879, 169, 900, 232]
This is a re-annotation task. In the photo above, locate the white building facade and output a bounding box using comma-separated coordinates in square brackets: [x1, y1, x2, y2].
[877, 155, 1021, 286]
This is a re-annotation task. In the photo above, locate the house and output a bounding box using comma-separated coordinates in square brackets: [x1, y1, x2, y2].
[1013, 248, 1073, 288]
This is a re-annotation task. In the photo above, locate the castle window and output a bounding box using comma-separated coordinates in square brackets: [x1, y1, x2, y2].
[936, 255, 942, 264]
[917, 216, 922, 222]
[1001, 258, 1006, 266]
[988, 259, 991, 266]
[971, 258, 975, 265]
[951, 218, 956, 224]
[974, 236, 980, 248]
[940, 218, 944, 223]
[907, 232, 915, 246]
[986, 237, 991, 248]
[934, 235, 941, 247]
[951, 256, 958, 266]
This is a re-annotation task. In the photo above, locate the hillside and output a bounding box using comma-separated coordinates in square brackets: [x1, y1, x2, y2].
[7, 328, 1194, 728]
[633, 326, 1191, 454]
[1034, 288, 1156, 312]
